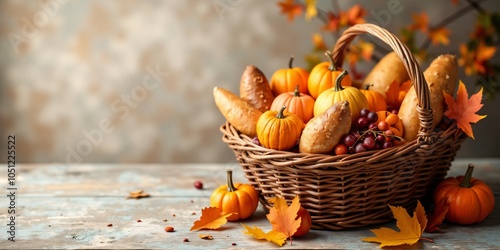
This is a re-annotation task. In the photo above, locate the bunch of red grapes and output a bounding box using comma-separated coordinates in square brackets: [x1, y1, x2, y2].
[334, 108, 402, 155]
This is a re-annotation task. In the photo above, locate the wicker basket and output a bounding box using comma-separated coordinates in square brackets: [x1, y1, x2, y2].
[220, 23, 466, 230]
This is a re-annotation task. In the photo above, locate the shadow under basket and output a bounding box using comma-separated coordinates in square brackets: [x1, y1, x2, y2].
[219, 23, 467, 230]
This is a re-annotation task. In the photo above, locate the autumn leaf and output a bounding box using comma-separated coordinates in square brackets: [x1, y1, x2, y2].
[241, 224, 287, 246]
[267, 196, 301, 244]
[363, 201, 433, 248]
[345, 4, 367, 26]
[426, 199, 449, 233]
[345, 39, 374, 65]
[386, 80, 412, 108]
[304, 0, 317, 21]
[278, 0, 303, 22]
[322, 11, 340, 31]
[428, 27, 451, 45]
[444, 80, 487, 139]
[199, 234, 213, 240]
[459, 42, 497, 75]
[190, 207, 233, 231]
[312, 33, 327, 51]
[409, 12, 429, 33]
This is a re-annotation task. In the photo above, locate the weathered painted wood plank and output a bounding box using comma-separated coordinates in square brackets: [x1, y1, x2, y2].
[0, 159, 499, 249]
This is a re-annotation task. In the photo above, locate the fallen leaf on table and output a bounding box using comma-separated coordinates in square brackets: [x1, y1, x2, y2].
[190, 207, 233, 231]
[363, 201, 433, 248]
[426, 199, 449, 233]
[126, 190, 150, 199]
[241, 224, 287, 247]
[443, 80, 487, 139]
[199, 234, 213, 240]
[266, 196, 301, 245]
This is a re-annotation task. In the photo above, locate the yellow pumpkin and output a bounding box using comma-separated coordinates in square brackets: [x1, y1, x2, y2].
[270, 85, 315, 123]
[269, 56, 309, 96]
[256, 105, 305, 151]
[314, 70, 369, 123]
[360, 84, 387, 112]
[307, 50, 352, 99]
[210, 170, 259, 221]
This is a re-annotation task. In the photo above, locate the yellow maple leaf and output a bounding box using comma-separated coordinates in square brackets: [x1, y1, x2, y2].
[443, 80, 487, 139]
[363, 201, 430, 248]
[304, 0, 317, 21]
[428, 27, 451, 45]
[241, 224, 287, 246]
[267, 196, 302, 244]
[190, 207, 233, 231]
[409, 12, 429, 33]
[458, 43, 476, 75]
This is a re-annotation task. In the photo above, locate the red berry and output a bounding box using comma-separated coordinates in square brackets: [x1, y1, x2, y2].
[377, 121, 389, 131]
[335, 144, 348, 155]
[194, 181, 203, 189]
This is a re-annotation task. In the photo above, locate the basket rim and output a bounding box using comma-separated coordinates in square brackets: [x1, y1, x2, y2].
[221, 121, 464, 169]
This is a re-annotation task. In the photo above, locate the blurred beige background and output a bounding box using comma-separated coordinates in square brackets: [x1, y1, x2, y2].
[1, 0, 499, 164]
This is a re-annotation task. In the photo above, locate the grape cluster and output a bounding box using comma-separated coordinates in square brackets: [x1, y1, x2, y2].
[334, 108, 402, 155]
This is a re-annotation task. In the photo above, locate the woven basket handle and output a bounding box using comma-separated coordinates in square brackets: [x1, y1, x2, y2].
[332, 23, 433, 140]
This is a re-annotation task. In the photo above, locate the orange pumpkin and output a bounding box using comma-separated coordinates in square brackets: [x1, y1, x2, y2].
[271, 85, 315, 123]
[314, 70, 368, 123]
[308, 50, 352, 99]
[375, 110, 403, 137]
[269, 56, 309, 96]
[256, 105, 304, 151]
[434, 164, 495, 225]
[210, 170, 259, 221]
[360, 84, 387, 112]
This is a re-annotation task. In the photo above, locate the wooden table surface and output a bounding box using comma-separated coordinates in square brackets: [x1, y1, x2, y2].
[1, 159, 499, 249]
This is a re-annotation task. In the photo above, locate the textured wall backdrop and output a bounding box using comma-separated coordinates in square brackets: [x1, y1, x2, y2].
[1, 0, 499, 164]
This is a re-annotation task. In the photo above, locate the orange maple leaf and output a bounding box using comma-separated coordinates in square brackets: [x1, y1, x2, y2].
[266, 196, 301, 245]
[443, 80, 487, 139]
[241, 224, 287, 246]
[363, 201, 432, 248]
[345, 4, 366, 26]
[386, 80, 412, 108]
[428, 27, 451, 45]
[278, 0, 303, 22]
[459, 42, 497, 75]
[425, 199, 449, 233]
[409, 12, 429, 33]
[190, 207, 233, 231]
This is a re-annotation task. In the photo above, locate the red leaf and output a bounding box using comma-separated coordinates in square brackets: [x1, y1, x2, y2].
[426, 199, 449, 233]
